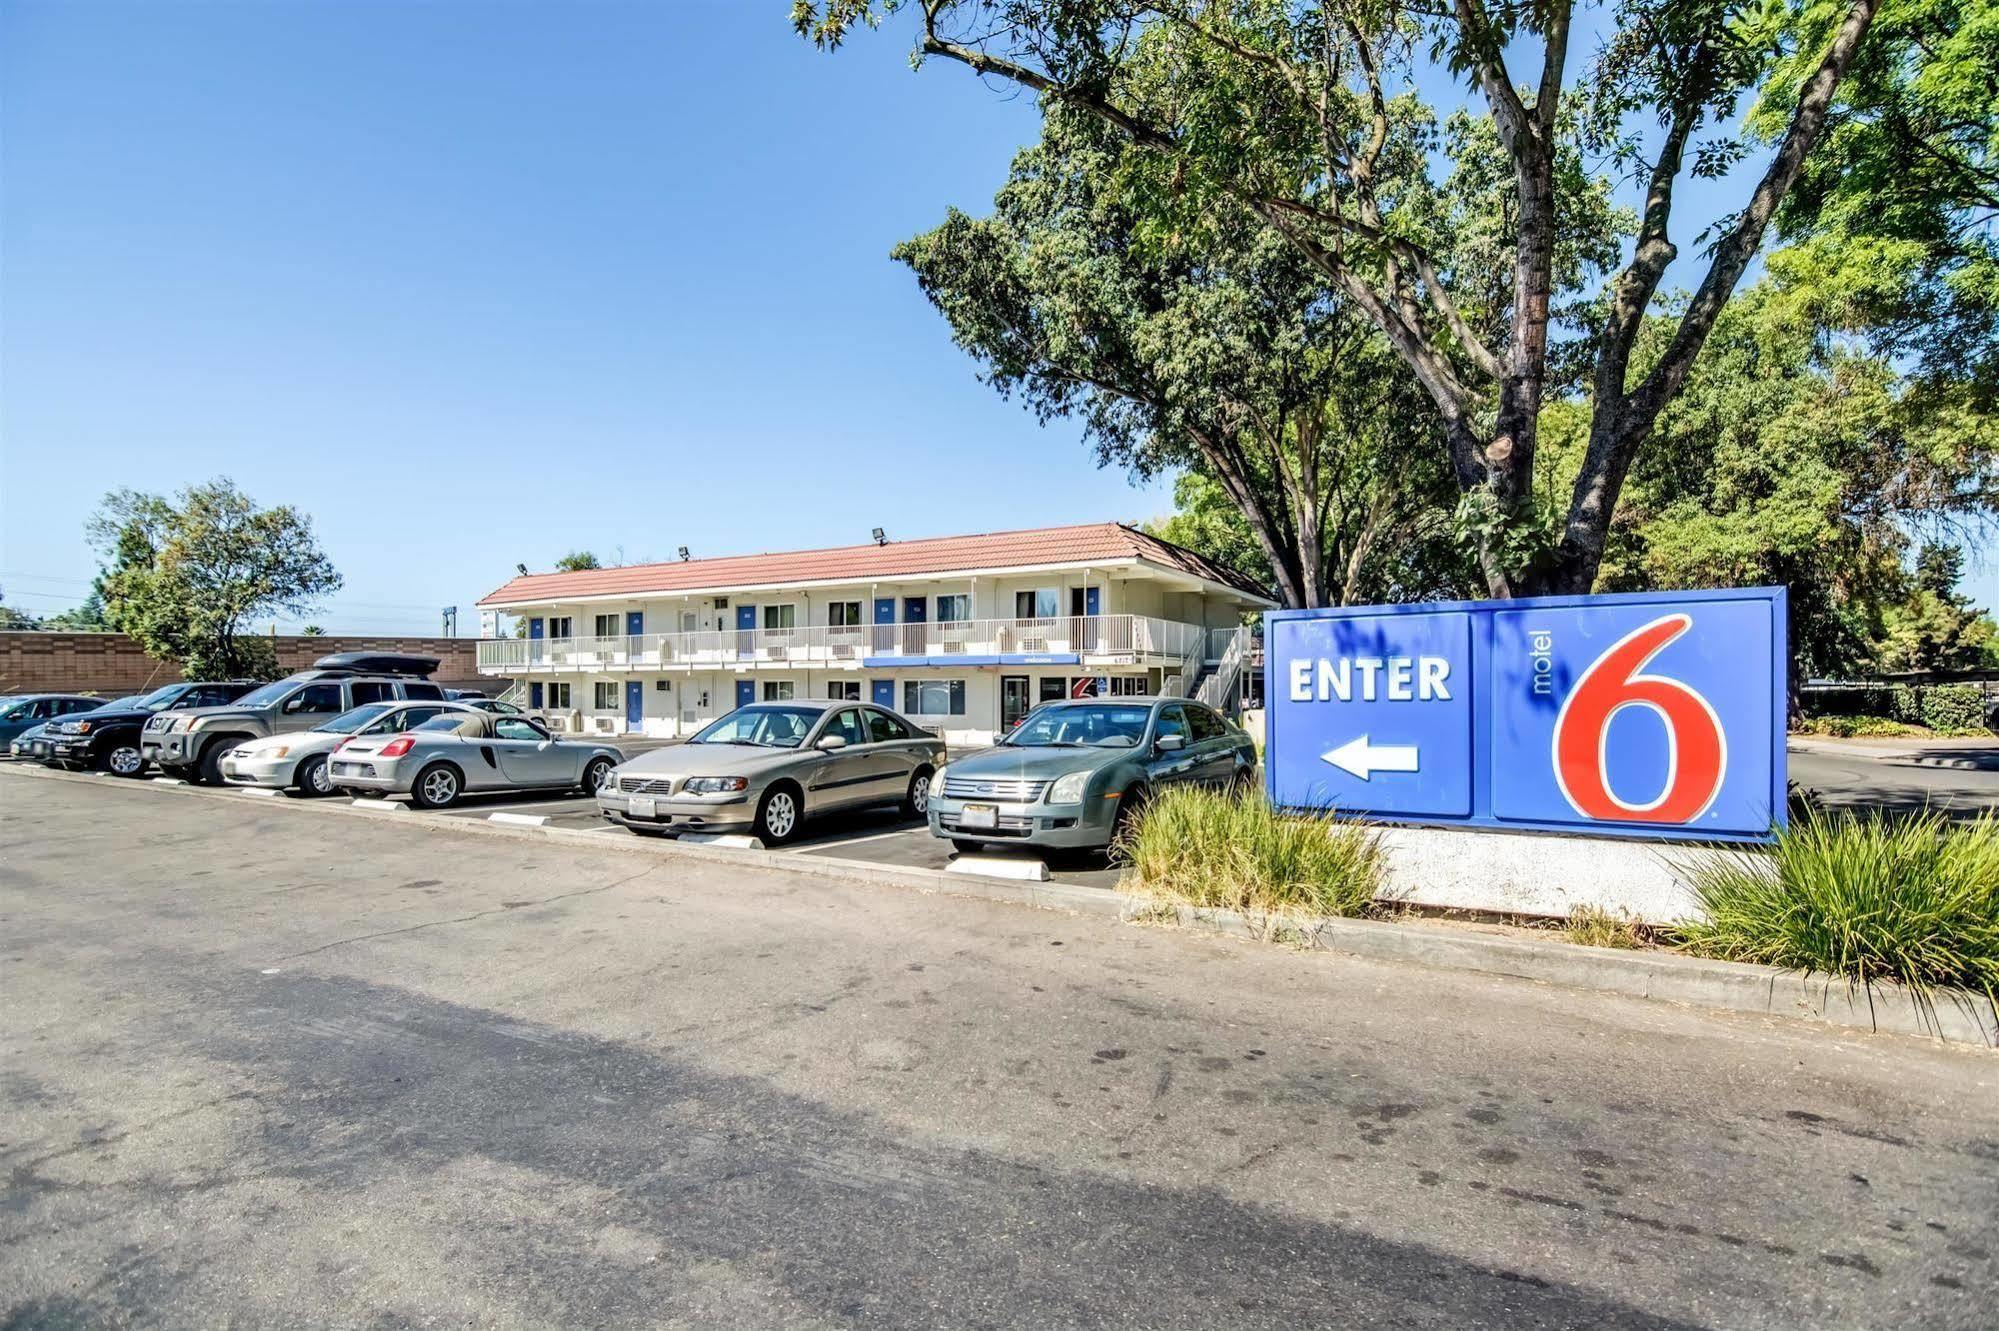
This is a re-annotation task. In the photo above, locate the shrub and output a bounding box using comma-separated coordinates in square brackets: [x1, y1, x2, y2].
[1676, 810, 1999, 999]
[1917, 684, 1989, 735]
[1563, 904, 1647, 950]
[1118, 785, 1384, 933]
[1793, 715, 1926, 738]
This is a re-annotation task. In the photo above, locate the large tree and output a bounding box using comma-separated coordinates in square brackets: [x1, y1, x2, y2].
[799, 0, 1885, 596]
[89, 479, 343, 679]
[894, 109, 1481, 605]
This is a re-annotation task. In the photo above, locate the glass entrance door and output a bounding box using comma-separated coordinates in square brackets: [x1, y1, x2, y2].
[1001, 676, 1031, 733]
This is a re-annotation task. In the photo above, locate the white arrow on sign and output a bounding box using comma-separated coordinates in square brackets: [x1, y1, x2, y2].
[1321, 734, 1420, 780]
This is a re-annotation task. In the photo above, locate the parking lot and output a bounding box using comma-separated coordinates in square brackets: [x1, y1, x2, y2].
[8, 737, 1125, 891]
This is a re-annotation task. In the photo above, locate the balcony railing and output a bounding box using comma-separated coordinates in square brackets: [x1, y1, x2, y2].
[475, 614, 1209, 674]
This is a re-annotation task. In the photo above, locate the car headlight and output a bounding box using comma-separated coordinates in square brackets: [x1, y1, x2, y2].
[1048, 770, 1090, 804]
[71, 721, 93, 734]
[264, 745, 289, 759]
[932, 764, 948, 788]
[683, 776, 748, 794]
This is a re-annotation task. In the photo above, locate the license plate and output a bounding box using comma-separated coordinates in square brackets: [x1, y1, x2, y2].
[629, 794, 657, 818]
[961, 803, 998, 829]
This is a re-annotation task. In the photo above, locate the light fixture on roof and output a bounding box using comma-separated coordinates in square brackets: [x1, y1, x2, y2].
[678, 546, 690, 561]
[515, 562, 529, 577]
[871, 527, 887, 546]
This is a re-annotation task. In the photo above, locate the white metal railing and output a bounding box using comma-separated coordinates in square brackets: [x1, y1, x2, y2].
[475, 614, 1212, 674]
[1197, 626, 1252, 713]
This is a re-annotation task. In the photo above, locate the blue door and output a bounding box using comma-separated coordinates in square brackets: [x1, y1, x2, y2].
[735, 603, 757, 658]
[873, 597, 897, 654]
[736, 679, 756, 710]
[528, 617, 544, 639]
[530, 682, 544, 709]
[901, 596, 927, 655]
[626, 610, 643, 637]
[527, 616, 545, 665]
[1083, 586, 1101, 651]
[871, 679, 896, 710]
[625, 680, 643, 729]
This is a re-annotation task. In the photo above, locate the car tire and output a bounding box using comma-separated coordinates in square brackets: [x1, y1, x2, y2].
[295, 754, 334, 798]
[754, 782, 803, 845]
[104, 743, 146, 778]
[1107, 786, 1148, 863]
[581, 756, 616, 795]
[950, 838, 984, 855]
[196, 740, 231, 786]
[901, 766, 934, 818]
[1227, 765, 1256, 799]
[410, 762, 463, 810]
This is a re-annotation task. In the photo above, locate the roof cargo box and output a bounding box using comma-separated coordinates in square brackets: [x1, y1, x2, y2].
[310, 652, 440, 678]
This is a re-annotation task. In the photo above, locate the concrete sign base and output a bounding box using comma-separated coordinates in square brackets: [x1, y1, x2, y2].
[1372, 825, 1756, 925]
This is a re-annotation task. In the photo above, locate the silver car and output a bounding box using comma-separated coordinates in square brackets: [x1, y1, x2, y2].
[329, 710, 622, 808]
[597, 699, 946, 844]
[219, 700, 480, 796]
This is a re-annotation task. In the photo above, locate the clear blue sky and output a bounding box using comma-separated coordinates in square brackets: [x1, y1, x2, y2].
[5, 1, 1990, 631]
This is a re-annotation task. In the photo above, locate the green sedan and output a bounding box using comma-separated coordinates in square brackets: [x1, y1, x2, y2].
[928, 697, 1255, 854]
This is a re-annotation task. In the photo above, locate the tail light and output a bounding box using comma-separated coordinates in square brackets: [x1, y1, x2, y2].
[380, 736, 416, 758]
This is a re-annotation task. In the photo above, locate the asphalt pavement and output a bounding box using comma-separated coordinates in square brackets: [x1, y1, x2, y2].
[3, 770, 1994, 1329]
[1788, 736, 1999, 821]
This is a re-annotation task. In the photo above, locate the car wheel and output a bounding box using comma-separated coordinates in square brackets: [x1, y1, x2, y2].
[754, 783, 803, 845]
[411, 763, 462, 810]
[196, 741, 230, 786]
[105, 744, 146, 778]
[1227, 765, 1256, 799]
[950, 838, 985, 855]
[581, 756, 616, 795]
[295, 754, 334, 797]
[902, 767, 934, 818]
[1108, 786, 1147, 863]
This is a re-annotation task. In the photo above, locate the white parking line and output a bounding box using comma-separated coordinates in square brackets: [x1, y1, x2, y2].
[487, 812, 550, 827]
[785, 826, 922, 852]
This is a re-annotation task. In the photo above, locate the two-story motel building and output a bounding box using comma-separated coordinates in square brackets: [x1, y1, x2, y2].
[474, 522, 1273, 746]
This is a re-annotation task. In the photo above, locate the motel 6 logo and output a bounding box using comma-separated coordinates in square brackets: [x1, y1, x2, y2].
[1551, 614, 1727, 825]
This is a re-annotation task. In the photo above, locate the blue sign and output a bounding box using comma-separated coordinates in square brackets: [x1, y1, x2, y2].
[1264, 588, 1787, 843]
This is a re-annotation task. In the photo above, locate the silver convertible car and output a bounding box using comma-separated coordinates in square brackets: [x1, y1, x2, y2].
[329, 710, 622, 808]
[597, 699, 946, 844]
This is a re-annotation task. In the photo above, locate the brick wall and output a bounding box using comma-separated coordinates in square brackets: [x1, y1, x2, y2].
[0, 632, 486, 696]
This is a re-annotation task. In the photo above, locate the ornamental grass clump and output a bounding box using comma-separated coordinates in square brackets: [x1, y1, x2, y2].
[1118, 785, 1384, 934]
[1676, 810, 1999, 1000]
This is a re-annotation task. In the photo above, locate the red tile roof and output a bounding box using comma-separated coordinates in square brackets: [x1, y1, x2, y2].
[477, 522, 1271, 607]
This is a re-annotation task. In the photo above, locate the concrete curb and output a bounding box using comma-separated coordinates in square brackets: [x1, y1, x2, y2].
[7, 763, 1993, 1048]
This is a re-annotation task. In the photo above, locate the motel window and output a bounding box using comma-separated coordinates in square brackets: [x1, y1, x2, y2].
[763, 604, 797, 631]
[594, 682, 619, 709]
[828, 601, 863, 627]
[903, 679, 966, 716]
[826, 680, 861, 701]
[546, 683, 572, 709]
[547, 616, 573, 639]
[1014, 589, 1060, 620]
[594, 613, 620, 639]
[935, 594, 970, 623]
[1105, 676, 1150, 697]
[1038, 678, 1067, 704]
[763, 681, 795, 702]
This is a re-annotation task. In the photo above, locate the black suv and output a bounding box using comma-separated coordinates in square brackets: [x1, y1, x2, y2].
[48, 680, 258, 776]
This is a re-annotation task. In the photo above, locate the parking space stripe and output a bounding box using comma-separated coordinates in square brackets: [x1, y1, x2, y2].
[786, 826, 924, 853]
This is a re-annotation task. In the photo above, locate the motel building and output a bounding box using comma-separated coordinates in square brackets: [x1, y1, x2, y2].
[473, 522, 1273, 747]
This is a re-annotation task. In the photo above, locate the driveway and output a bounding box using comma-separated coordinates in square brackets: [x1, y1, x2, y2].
[2, 771, 1994, 1329]
[1788, 736, 1999, 820]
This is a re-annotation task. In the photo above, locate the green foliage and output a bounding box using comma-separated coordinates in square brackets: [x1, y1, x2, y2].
[1911, 684, 1990, 734]
[89, 478, 341, 681]
[300, 625, 327, 637]
[1753, 0, 1999, 397]
[555, 551, 602, 572]
[1118, 785, 1385, 932]
[1794, 714, 1928, 738]
[1677, 810, 1999, 1000]
[0, 586, 40, 630]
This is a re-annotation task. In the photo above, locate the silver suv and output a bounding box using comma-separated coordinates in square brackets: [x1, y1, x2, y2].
[141, 653, 445, 785]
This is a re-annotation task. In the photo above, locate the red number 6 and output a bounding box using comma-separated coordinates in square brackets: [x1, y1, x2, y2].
[1552, 614, 1726, 824]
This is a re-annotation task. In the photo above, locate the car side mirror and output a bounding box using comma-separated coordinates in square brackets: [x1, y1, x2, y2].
[1155, 734, 1186, 753]
[816, 734, 849, 751]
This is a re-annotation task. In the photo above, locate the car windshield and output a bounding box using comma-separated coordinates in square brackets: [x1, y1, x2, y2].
[1004, 703, 1153, 748]
[319, 703, 395, 734]
[134, 685, 187, 710]
[233, 680, 296, 708]
[689, 705, 819, 748]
